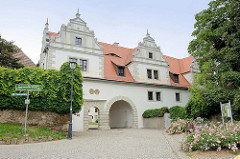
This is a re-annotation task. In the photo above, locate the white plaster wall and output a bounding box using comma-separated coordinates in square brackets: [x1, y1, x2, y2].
[81, 79, 190, 129]
[131, 62, 170, 84]
[48, 48, 103, 78]
[109, 100, 133, 128]
[72, 106, 84, 131]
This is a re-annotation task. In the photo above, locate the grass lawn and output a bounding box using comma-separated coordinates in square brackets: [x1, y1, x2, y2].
[0, 123, 66, 140]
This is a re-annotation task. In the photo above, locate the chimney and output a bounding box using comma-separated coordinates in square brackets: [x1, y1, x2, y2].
[113, 42, 119, 46]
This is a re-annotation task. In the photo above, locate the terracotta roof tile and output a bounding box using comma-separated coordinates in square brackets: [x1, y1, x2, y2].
[99, 42, 193, 88]
[163, 55, 193, 74]
[98, 42, 136, 82]
[49, 32, 58, 38]
[13, 48, 36, 67]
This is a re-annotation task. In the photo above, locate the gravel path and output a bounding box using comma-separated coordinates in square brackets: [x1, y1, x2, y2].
[0, 129, 188, 159]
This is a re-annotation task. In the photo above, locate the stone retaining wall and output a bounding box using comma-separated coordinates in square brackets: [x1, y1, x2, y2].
[143, 117, 165, 129]
[0, 109, 69, 131]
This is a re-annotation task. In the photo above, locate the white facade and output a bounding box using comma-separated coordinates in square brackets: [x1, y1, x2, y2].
[40, 11, 195, 131]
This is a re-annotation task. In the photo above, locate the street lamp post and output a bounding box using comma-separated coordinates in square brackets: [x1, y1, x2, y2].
[68, 58, 77, 139]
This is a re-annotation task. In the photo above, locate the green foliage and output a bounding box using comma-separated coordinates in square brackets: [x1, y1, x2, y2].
[0, 36, 24, 69]
[0, 123, 66, 140]
[142, 107, 169, 118]
[187, 0, 240, 119]
[0, 62, 83, 114]
[169, 106, 185, 119]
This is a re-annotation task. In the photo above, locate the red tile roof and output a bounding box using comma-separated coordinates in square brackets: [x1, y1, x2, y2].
[99, 42, 136, 82]
[49, 32, 58, 38]
[99, 42, 192, 88]
[163, 55, 193, 74]
[13, 47, 36, 67]
[163, 55, 193, 88]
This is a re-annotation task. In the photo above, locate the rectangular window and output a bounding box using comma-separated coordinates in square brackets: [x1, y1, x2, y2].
[80, 59, 87, 71]
[156, 92, 161, 101]
[147, 69, 152, 79]
[173, 74, 179, 83]
[148, 91, 153, 100]
[149, 52, 153, 59]
[117, 66, 125, 76]
[75, 37, 82, 45]
[176, 93, 180, 101]
[154, 70, 158, 80]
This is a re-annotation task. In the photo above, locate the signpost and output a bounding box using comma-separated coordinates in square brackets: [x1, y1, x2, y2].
[13, 84, 42, 136]
[12, 93, 28, 96]
[15, 84, 43, 91]
[220, 100, 233, 128]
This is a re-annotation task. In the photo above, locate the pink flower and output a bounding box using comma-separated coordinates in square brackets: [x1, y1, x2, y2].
[217, 140, 221, 144]
[217, 146, 221, 152]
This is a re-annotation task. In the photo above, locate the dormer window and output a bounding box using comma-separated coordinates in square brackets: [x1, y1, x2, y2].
[149, 52, 153, 59]
[75, 37, 82, 45]
[106, 53, 120, 58]
[173, 74, 179, 83]
[117, 66, 125, 76]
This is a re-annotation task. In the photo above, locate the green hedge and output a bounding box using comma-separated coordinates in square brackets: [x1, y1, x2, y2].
[142, 107, 169, 118]
[0, 62, 83, 114]
[169, 106, 185, 119]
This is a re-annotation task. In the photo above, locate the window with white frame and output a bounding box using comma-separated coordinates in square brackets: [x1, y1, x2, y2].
[154, 70, 158, 80]
[75, 37, 82, 45]
[156, 92, 161, 101]
[79, 59, 87, 71]
[148, 91, 153, 100]
[176, 93, 180, 101]
[149, 52, 153, 59]
[147, 69, 152, 79]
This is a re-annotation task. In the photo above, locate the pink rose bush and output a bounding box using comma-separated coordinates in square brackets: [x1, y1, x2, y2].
[166, 118, 240, 152]
[182, 121, 240, 152]
[166, 117, 204, 135]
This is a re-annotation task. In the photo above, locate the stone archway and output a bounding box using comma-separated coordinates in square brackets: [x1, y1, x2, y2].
[109, 100, 133, 128]
[102, 96, 138, 129]
[82, 100, 106, 131]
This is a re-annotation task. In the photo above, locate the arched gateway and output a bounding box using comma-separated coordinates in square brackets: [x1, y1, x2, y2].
[82, 96, 138, 130]
[105, 96, 138, 129]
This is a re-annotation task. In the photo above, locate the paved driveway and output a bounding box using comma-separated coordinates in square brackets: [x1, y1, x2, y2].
[0, 129, 188, 159]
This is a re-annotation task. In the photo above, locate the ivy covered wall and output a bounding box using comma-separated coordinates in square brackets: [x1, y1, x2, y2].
[0, 62, 83, 114]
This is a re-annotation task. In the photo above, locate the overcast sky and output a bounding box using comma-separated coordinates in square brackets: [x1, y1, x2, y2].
[0, 0, 211, 64]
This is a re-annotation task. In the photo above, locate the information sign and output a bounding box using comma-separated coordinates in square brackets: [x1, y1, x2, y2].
[12, 93, 28, 96]
[15, 84, 42, 91]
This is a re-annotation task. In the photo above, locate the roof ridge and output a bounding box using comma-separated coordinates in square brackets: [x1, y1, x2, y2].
[98, 41, 137, 50]
[163, 55, 192, 60]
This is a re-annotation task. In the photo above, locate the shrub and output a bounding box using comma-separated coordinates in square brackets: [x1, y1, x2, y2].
[96, 120, 98, 123]
[142, 107, 169, 118]
[183, 121, 240, 152]
[0, 62, 83, 114]
[169, 106, 185, 119]
[166, 117, 205, 135]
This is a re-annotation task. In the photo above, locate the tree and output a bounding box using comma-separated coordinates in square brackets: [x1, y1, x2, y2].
[186, 0, 240, 119]
[0, 36, 24, 69]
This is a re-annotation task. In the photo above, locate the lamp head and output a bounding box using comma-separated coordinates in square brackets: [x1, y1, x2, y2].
[69, 58, 77, 70]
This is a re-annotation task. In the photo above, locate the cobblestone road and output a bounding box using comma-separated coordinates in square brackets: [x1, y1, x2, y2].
[0, 129, 188, 159]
